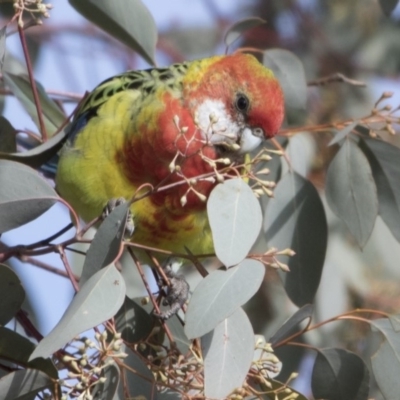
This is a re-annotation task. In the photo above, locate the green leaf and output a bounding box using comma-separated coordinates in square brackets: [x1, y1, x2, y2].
[379, 0, 400, 16]
[91, 361, 120, 400]
[115, 346, 156, 400]
[202, 308, 254, 399]
[328, 122, 358, 146]
[0, 117, 16, 153]
[80, 201, 129, 286]
[312, 348, 369, 400]
[114, 296, 154, 343]
[208, 178, 262, 267]
[326, 139, 378, 247]
[0, 160, 57, 233]
[359, 138, 400, 243]
[185, 259, 265, 339]
[264, 171, 327, 306]
[0, 327, 57, 378]
[269, 304, 314, 346]
[3, 72, 66, 136]
[164, 315, 191, 354]
[0, 264, 25, 325]
[29, 265, 126, 360]
[0, 369, 53, 400]
[263, 49, 307, 110]
[0, 26, 6, 73]
[370, 318, 400, 399]
[69, 0, 157, 66]
[389, 314, 400, 332]
[224, 17, 266, 49]
[0, 128, 68, 169]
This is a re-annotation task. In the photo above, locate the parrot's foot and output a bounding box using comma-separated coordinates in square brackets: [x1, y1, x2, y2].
[154, 261, 189, 320]
[102, 197, 135, 238]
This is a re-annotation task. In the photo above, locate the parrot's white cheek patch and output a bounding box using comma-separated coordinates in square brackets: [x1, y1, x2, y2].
[239, 128, 263, 154]
[195, 99, 241, 146]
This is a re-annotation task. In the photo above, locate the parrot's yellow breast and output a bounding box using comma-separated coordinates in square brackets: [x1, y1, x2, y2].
[56, 90, 214, 256]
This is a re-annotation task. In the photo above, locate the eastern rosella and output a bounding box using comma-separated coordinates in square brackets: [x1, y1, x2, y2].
[56, 52, 284, 271]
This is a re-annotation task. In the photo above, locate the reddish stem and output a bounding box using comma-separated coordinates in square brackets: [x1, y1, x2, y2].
[18, 24, 47, 141]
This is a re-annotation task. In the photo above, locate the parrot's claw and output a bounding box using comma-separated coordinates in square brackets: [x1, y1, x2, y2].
[102, 197, 135, 238]
[154, 261, 189, 320]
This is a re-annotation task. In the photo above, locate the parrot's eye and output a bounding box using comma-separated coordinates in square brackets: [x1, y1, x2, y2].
[235, 93, 250, 113]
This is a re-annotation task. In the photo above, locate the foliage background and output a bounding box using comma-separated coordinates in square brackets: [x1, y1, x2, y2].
[1, 0, 400, 399]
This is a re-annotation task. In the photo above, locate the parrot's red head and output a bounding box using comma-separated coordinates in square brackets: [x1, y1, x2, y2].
[183, 53, 285, 153]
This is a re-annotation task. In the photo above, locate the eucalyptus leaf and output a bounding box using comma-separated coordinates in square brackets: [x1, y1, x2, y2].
[312, 348, 369, 400]
[328, 122, 357, 146]
[0, 369, 53, 400]
[29, 265, 126, 360]
[269, 304, 314, 346]
[91, 361, 120, 400]
[69, 0, 157, 65]
[3, 72, 65, 137]
[0, 264, 25, 325]
[359, 138, 400, 243]
[114, 296, 154, 343]
[116, 346, 157, 400]
[224, 17, 266, 49]
[370, 318, 400, 400]
[202, 308, 254, 399]
[379, 0, 400, 16]
[0, 116, 16, 153]
[80, 201, 129, 286]
[264, 172, 327, 306]
[0, 26, 6, 73]
[326, 139, 378, 247]
[185, 259, 265, 339]
[263, 49, 307, 110]
[0, 128, 68, 169]
[0, 327, 57, 378]
[208, 178, 262, 267]
[0, 160, 57, 233]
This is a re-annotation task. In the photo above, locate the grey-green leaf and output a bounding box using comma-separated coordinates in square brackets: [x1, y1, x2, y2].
[312, 348, 369, 400]
[269, 304, 314, 346]
[0, 26, 6, 73]
[264, 171, 327, 306]
[185, 259, 264, 339]
[80, 201, 129, 286]
[202, 308, 254, 399]
[0, 369, 53, 400]
[359, 138, 400, 243]
[263, 49, 307, 110]
[114, 296, 154, 343]
[370, 317, 400, 397]
[326, 139, 378, 247]
[379, 0, 400, 16]
[0, 264, 25, 325]
[3, 72, 65, 136]
[0, 327, 57, 378]
[328, 122, 357, 146]
[29, 265, 126, 360]
[91, 361, 120, 400]
[0, 128, 68, 169]
[0, 160, 57, 233]
[69, 0, 157, 66]
[0, 116, 16, 153]
[116, 346, 156, 400]
[224, 17, 266, 49]
[208, 178, 262, 267]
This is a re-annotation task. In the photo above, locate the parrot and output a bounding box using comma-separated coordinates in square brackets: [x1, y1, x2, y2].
[55, 52, 284, 317]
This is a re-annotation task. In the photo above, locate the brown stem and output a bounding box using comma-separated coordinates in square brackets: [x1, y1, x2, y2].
[18, 24, 47, 141]
[57, 245, 80, 291]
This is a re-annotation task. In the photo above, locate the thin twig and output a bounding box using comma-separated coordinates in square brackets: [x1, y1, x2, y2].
[18, 25, 47, 141]
[308, 73, 366, 87]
